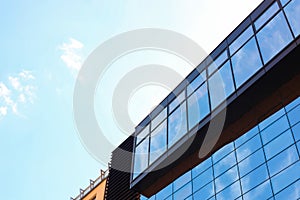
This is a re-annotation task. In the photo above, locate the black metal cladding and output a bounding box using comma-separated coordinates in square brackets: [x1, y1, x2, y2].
[105, 136, 140, 200]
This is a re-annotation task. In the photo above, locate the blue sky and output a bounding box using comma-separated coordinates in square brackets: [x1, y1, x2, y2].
[0, 0, 263, 199]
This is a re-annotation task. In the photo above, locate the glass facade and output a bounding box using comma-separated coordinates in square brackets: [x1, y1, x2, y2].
[133, 0, 300, 182]
[141, 96, 300, 200]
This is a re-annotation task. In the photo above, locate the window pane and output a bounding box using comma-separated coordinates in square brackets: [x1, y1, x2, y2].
[235, 126, 259, 148]
[187, 70, 206, 96]
[136, 125, 149, 144]
[238, 149, 265, 177]
[215, 165, 239, 192]
[241, 164, 269, 192]
[193, 181, 215, 200]
[174, 171, 191, 191]
[151, 108, 167, 131]
[281, 0, 290, 7]
[255, 2, 279, 30]
[149, 120, 167, 164]
[192, 157, 212, 178]
[209, 61, 235, 109]
[169, 90, 185, 113]
[292, 122, 300, 142]
[271, 161, 300, 193]
[192, 167, 213, 192]
[274, 179, 300, 200]
[187, 82, 210, 129]
[156, 183, 172, 200]
[284, 0, 300, 37]
[285, 96, 300, 112]
[243, 180, 273, 200]
[173, 182, 192, 200]
[257, 12, 293, 64]
[260, 115, 289, 145]
[267, 145, 298, 176]
[168, 102, 188, 147]
[236, 134, 262, 162]
[288, 104, 300, 126]
[264, 129, 294, 160]
[216, 181, 241, 200]
[229, 26, 254, 55]
[214, 152, 236, 177]
[231, 37, 263, 88]
[212, 142, 234, 163]
[258, 108, 285, 131]
[208, 50, 228, 75]
[133, 136, 149, 179]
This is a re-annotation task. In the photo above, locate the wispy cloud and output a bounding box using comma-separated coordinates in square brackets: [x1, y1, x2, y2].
[59, 38, 84, 71]
[0, 70, 36, 119]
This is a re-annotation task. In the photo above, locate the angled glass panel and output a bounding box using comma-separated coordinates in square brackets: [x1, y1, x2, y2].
[174, 171, 191, 191]
[235, 126, 259, 148]
[285, 96, 300, 112]
[287, 104, 300, 126]
[187, 82, 210, 129]
[192, 157, 212, 178]
[229, 26, 254, 55]
[156, 183, 172, 200]
[271, 161, 300, 193]
[292, 122, 300, 142]
[136, 125, 149, 145]
[192, 167, 213, 192]
[243, 180, 273, 200]
[173, 182, 192, 200]
[284, 0, 300, 37]
[257, 12, 293, 64]
[274, 179, 300, 200]
[169, 90, 185, 113]
[231, 37, 263, 88]
[241, 164, 269, 192]
[215, 165, 239, 192]
[236, 134, 262, 162]
[208, 50, 228, 75]
[260, 115, 290, 145]
[212, 142, 234, 163]
[133, 136, 149, 179]
[187, 70, 206, 96]
[149, 120, 167, 164]
[264, 129, 294, 160]
[216, 181, 241, 200]
[168, 102, 187, 147]
[213, 152, 236, 177]
[254, 2, 279, 30]
[281, 0, 291, 7]
[238, 148, 265, 177]
[193, 181, 215, 200]
[151, 108, 167, 131]
[267, 145, 298, 177]
[209, 61, 235, 109]
[259, 108, 285, 131]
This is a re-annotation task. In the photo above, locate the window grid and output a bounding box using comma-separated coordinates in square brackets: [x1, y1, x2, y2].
[133, 0, 300, 181]
[142, 97, 300, 200]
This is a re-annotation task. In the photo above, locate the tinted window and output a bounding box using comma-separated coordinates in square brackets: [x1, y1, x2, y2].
[149, 120, 167, 164]
[257, 12, 293, 64]
[168, 102, 188, 147]
[231, 37, 263, 88]
[284, 0, 300, 37]
[208, 61, 235, 109]
[187, 82, 210, 129]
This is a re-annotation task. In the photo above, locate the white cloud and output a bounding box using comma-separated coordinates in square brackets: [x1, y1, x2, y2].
[0, 106, 7, 117]
[0, 70, 36, 119]
[59, 38, 84, 71]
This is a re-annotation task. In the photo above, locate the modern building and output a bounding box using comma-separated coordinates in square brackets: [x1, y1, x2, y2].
[71, 170, 108, 200]
[76, 0, 300, 199]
